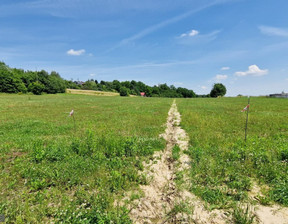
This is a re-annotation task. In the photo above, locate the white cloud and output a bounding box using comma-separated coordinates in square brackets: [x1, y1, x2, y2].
[221, 66, 230, 70]
[259, 26, 288, 37]
[180, 29, 199, 37]
[67, 49, 85, 56]
[89, 73, 96, 77]
[189, 30, 199, 36]
[201, 86, 207, 90]
[235, 65, 268, 77]
[178, 30, 220, 45]
[215, 74, 228, 80]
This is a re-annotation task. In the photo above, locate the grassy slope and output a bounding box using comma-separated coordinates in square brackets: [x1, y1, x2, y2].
[0, 94, 172, 223]
[177, 97, 288, 208]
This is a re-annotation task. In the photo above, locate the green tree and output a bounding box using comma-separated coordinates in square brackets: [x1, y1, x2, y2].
[145, 86, 153, 97]
[210, 83, 227, 97]
[152, 86, 160, 96]
[21, 71, 38, 87]
[45, 71, 66, 93]
[37, 70, 50, 88]
[119, 87, 129, 96]
[0, 69, 27, 93]
[82, 80, 97, 90]
[177, 87, 196, 98]
[28, 81, 45, 95]
[121, 81, 131, 89]
[159, 83, 169, 91]
[65, 80, 80, 89]
[112, 80, 121, 92]
[104, 81, 114, 91]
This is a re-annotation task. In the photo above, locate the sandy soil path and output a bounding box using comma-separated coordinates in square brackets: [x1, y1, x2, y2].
[129, 100, 180, 223]
[129, 101, 227, 223]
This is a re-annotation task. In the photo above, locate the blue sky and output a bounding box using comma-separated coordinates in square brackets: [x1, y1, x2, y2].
[1, 0, 288, 96]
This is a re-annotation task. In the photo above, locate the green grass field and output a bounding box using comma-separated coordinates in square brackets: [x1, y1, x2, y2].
[177, 97, 288, 209]
[0, 94, 172, 223]
[1, 94, 288, 223]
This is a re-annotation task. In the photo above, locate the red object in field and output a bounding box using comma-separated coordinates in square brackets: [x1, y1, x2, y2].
[241, 104, 249, 112]
[140, 92, 146, 96]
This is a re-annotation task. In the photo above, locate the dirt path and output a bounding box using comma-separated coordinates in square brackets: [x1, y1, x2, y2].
[129, 100, 180, 223]
[129, 101, 226, 223]
[249, 184, 288, 224]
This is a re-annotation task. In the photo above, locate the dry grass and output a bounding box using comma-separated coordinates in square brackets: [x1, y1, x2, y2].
[66, 88, 119, 96]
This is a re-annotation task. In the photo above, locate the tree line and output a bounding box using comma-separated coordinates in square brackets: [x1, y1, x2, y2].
[0, 62, 226, 97]
[77, 79, 198, 98]
[0, 62, 66, 95]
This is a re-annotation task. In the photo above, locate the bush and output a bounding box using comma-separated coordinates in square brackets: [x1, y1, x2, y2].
[45, 72, 66, 93]
[119, 87, 129, 96]
[28, 81, 45, 95]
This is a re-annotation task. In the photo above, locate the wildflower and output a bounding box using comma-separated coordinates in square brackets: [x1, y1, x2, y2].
[69, 109, 74, 116]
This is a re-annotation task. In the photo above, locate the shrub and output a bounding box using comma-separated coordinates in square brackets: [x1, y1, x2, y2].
[28, 81, 45, 95]
[119, 87, 129, 96]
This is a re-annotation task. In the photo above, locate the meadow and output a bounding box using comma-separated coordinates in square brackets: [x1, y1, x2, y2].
[1, 94, 288, 223]
[177, 97, 288, 210]
[0, 93, 172, 223]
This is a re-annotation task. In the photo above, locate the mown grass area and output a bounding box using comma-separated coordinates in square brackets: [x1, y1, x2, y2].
[0, 93, 172, 223]
[177, 97, 288, 209]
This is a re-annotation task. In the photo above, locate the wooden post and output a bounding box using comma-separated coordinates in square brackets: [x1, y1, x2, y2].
[244, 96, 250, 142]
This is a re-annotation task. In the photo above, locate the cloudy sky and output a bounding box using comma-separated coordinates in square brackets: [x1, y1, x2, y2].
[1, 0, 288, 96]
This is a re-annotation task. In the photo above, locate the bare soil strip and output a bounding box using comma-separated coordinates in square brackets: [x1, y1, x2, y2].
[129, 101, 179, 223]
[129, 101, 227, 223]
[248, 184, 288, 224]
[170, 102, 227, 224]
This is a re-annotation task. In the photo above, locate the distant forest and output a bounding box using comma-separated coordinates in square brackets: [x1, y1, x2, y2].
[0, 62, 225, 97]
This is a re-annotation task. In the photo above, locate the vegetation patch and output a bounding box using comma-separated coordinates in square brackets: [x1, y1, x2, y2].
[0, 94, 171, 223]
[178, 97, 288, 209]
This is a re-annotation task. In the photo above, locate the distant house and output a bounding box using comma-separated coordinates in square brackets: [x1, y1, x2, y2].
[140, 92, 146, 97]
[269, 91, 288, 98]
